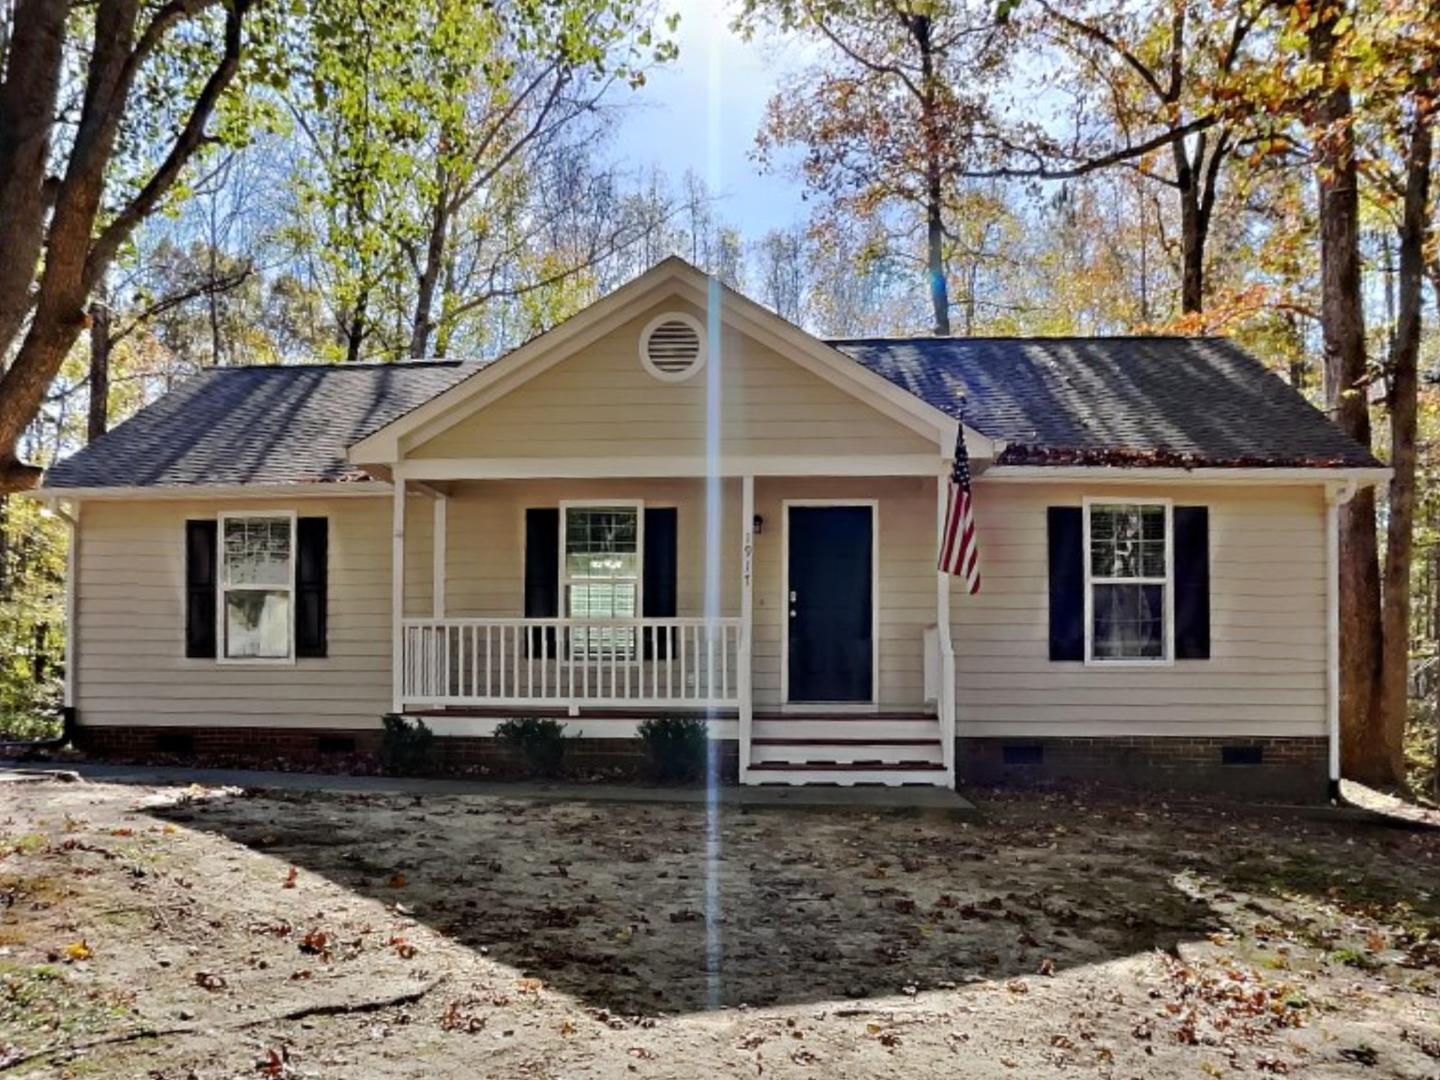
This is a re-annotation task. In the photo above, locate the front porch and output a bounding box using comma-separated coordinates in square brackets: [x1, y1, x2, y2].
[387, 473, 958, 786]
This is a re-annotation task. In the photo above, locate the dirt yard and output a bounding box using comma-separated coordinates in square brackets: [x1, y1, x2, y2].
[1, 776, 1437, 1078]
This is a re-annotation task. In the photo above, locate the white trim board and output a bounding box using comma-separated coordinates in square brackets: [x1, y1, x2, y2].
[980, 466, 1391, 487]
[214, 510, 299, 667]
[1081, 497, 1175, 668]
[780, 499, 881, 709]
[32, 482, 393, 501]
[394, 454, 946, 481]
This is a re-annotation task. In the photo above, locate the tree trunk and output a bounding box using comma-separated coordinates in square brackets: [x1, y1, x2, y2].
[0, 0, 250, 494]
[87, 300, 112, 443]
[910, 13, 951, 336]
[1175, 170, 1204, 314]
[344, 292, 368, 364]
[0, 0, 69, 360]
[1310, 9, 1388, 785]
[409, 170, 451, 359]
[1378, 107, 1432, 787]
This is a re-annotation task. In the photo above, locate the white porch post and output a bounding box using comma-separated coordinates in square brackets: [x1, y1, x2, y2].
[432, 493, 447, 619]
[739, 474, 756, 782]
[936, 464, 957, 781]
[391, 475, 407, 713]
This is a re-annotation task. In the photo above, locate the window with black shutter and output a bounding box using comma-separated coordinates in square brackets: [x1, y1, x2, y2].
[296, 517, 328, 658]
[524, 508, 560, 656]
[1047, 507, 1084, 661]
[185, 520, 218, 658]
[1173, 506, 1211, 660]
[642, 507, 677, 658]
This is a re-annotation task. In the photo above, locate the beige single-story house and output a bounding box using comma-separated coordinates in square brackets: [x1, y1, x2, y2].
[34, 257, 1387, 798]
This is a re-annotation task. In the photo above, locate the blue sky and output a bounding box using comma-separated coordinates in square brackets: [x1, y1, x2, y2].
[608, 0, 809, 236]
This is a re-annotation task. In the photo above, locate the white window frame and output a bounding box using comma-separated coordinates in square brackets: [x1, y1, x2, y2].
[558, 500, 645, 660]
[216, 510, 297, 666]
[1082, 497, 1174, 667]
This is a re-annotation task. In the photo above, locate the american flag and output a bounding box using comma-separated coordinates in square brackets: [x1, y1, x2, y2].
[939, 422, 982, 593]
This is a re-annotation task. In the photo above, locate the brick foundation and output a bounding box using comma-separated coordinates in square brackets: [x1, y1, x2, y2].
[71, 724, 1327, 801]
[72, 724, 739, 782]
[957, 735, 1329, 803]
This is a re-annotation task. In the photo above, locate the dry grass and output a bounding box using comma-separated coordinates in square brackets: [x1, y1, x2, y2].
[0, 777, 1437, 1078]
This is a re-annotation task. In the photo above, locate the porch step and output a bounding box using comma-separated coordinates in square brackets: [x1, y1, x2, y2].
[752, 717, 940, 741]
[745, 762, 951, 788]
[750, 739, 944, 766]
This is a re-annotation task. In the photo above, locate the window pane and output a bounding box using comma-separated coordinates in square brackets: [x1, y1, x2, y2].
[564, 507, 639, 581]
[1089, 504, 1165, 580]
[568, 582, 637, 620]
[224, 517, 292, 586]
[1092, 583, 1164, 660]
[225, 590, 291, 659]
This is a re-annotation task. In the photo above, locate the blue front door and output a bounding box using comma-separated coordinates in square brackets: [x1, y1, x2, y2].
[787, 506, 874, 703]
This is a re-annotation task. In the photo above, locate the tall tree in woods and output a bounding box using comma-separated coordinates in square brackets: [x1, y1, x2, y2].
[285, 0, 675, 362]
[0, 0, 282, 494]
[989, 0, 1268, 317]
[1249, 0, 1439, 785]
[1366, 0, 1438, 784]
[737, 0, 1013, 336]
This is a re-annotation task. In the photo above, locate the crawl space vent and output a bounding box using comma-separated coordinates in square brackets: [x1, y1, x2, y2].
[640, 314, 705, 381]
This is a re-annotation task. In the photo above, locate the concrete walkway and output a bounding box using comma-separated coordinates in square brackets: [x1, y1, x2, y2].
[0, 759, 977, 815]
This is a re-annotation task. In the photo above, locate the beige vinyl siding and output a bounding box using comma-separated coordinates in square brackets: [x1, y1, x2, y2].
[74, 496, 405, 729]
[951, 482, 1328, 738]
[407, 299, 937, 461]
[71, 480, 1330, 737]
[440, 478, 742, 619]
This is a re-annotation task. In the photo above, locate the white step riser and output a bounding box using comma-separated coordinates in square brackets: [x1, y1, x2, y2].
[747, 768, 951, 787]
[752, 719, 940, 741]
[750, 743, 945, 766]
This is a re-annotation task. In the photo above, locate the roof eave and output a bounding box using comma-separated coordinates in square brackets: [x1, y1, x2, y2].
[27, 480, 395, 501]
[979, 464, 1391, 486]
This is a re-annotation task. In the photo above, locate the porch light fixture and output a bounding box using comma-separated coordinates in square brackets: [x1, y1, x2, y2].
[752, 514, 764, 535]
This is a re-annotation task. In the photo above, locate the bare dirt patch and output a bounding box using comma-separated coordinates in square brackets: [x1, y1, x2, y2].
[0, 777, 1437, 1077]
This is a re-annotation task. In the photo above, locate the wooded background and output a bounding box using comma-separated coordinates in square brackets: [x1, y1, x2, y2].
[0, 0, 1435, 794]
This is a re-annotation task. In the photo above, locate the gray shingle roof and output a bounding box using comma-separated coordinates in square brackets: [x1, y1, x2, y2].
[829, 336, 1379, 468]
[43, 336, 1379, 490]
[43, 362, 477, 488]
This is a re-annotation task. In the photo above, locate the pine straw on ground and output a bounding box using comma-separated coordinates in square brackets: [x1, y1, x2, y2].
[0, 777, 1437, 1078]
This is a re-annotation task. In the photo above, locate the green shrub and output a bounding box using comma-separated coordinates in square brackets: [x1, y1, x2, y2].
[380, 713, 434, 774]
[636, 716, 708, 782]
[494, 716, 569, 777]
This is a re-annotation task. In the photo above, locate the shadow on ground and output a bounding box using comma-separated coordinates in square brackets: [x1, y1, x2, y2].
[144, 787, 1235, 1015]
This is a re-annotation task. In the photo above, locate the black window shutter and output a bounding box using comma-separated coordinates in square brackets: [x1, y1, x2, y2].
[643, 507, 678, 658]
[524, 508, 560, 654]
[296, 517, 328, 658]
[1047, 506, 1085, 661]
[1173, 506, 1211, 660]
[185, 520, 218, 658]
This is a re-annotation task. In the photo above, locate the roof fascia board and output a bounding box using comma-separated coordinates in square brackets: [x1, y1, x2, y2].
[394, 453, 948, 480]
[29, 482, 394, 501]
[349, 260, 690, 464]
[979, 465, 1392, 486]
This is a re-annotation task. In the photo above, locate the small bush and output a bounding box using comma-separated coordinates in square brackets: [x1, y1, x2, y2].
[494, 716, 569, 777]
[636, 716, 708, 783]
[380, 713, 434, 774]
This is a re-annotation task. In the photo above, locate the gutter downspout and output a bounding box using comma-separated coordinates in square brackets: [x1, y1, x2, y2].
[1325, 479, 1358, 804]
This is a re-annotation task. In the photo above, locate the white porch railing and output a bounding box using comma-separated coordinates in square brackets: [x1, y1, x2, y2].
[400, 617, 744, 709]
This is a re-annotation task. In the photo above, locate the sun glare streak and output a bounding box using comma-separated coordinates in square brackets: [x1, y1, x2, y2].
[703, 15, 725, 1011]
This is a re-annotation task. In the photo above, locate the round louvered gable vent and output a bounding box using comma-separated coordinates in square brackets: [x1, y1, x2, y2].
[639, 313, 706, 382]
